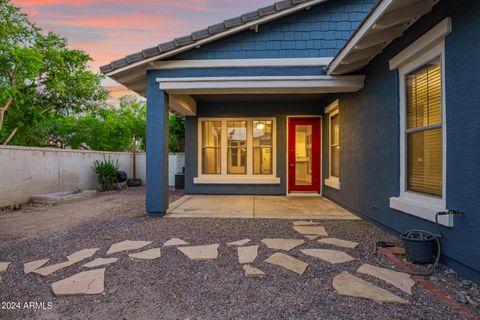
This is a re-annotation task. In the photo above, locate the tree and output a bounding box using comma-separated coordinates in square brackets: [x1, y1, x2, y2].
[0, 0, 107, 145]
[48, 96, 147, 151]
[169, 115, 185, 153]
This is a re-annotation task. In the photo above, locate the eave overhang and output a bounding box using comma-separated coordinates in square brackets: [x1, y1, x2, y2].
[328, 0, 439, 75]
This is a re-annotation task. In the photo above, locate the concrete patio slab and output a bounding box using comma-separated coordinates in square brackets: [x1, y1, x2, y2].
[332, 271, 409, 304]
[301, 249, 355, 264]
[167, 196, 254, 218]
[51, 268, 105, 296]
[318, 238, 359, 249]
[82, 258, 118, 268]
[293, 221, 322, 226]
[31, 190, 97, 205]
[129, 248, 161, 260]
[261, 238, 305, 251]
[0, 262, 10, 273]
[107, 240, 152, 255]
[243, 265, 265, 277]
[265, 253, 308, 275]
[167, 195, 360, 220]
[24, 259, 50, 274]
[178, 244, 219, 261]
[163, 238, 189, 246]
[293, 225, 328, 236]
[238, 245, 259, 264]
[227, 239, 251, 246]
[255, 196, 360, 220]
[357, 264, 415, 294]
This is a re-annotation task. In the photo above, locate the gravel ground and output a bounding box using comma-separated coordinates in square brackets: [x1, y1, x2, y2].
[0, 187, 184, 243]
[0, 213, 473, 320]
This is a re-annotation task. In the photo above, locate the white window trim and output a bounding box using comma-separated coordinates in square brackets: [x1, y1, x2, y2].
[194, 117, 279, 184]
[389, 24, 451, 227]
[324, 100, 340, 190]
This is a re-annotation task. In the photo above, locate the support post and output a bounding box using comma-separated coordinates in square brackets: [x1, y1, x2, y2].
[146, 75, 169, 216]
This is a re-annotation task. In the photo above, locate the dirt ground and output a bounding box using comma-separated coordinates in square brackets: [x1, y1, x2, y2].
[0, 187, 183, 243]
[0, 188, 478, 319]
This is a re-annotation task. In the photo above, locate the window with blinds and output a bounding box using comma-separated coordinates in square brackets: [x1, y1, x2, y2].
[405, 57, 443, 197]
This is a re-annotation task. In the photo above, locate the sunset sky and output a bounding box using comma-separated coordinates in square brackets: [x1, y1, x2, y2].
[13, 0, 274, 102]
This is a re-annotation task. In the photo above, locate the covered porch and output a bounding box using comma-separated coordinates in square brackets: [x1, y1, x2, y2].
[143, 71, 364, 215]
[167, 195, 360, 220]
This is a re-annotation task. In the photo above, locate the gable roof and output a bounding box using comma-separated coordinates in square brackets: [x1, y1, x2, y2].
[328, 0, 438, 75]
[100, 0, 327, 76]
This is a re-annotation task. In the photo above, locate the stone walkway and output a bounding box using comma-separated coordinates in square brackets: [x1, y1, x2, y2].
[0, 220, 417, 305]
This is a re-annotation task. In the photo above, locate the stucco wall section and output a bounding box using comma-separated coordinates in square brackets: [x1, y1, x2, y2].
[0, 146, 184, 206]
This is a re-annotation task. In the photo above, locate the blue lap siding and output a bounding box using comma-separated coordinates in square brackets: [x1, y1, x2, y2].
[321, 0, 480, 281]
[170, 0, 376, 60]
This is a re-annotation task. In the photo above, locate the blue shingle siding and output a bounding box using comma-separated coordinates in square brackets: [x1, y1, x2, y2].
[321, 0, 480, 282]
[170, 0, 376, 60]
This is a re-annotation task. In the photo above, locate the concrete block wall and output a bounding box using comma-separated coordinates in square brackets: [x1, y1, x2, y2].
[0, 146, 184, 207]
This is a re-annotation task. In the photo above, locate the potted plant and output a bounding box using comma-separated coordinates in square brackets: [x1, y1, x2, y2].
[92, 156, 119, 192]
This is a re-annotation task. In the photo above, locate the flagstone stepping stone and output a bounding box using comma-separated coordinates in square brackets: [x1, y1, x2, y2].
[163, 238, 189, 246]
[301, 249, 355, 264]
[107, 240, 152, 255]
[357, 264, 415, 294]
[227, 239, 251, 246]
[243, 265, 265, 277]
[67, 248, 99, 262]
[129, 248, 161, 260]
[238, 245, 259, 264]
[24, 259, 50, 274]
[33, 261, 77, 276]
[0, 262, 11, 273]
[33, 248, 100, 276]
[305, 235, 319, 241]
[83, 258, 118, 268]
[261, 238, 305, 251]
[293, 221, 321, 226]
[51, 268, 106, 296]
[293, 226, 328, 236]
[332, 271, 409, 304]
[317, 238, 359, 249]
[265, 253, 308, 275]
[178, 244, 219, 261]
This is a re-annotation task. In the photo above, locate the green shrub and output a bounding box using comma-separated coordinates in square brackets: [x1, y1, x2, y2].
[92, 156, 119, 191]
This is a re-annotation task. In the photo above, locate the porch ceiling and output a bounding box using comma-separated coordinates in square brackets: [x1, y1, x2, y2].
[328, 0, 439, 75]
[165, 75, 364, 116]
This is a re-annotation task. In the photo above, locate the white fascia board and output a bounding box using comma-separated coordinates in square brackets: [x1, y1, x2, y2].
[153, 58, 333, 69]
[389, 17, 452, 70]
[106, 0, 328, 77]
[156, 75, 365, 94]
[328, 0, 396, 75]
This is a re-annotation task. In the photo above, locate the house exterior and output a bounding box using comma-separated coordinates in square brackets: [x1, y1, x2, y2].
[101, 0, 480, 282]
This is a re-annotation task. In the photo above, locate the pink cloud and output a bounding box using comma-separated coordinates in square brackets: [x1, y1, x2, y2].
[12, 0, 275, 98]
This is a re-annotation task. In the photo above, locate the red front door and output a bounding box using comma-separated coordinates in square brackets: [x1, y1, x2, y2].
[288, 117, 321, 193]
